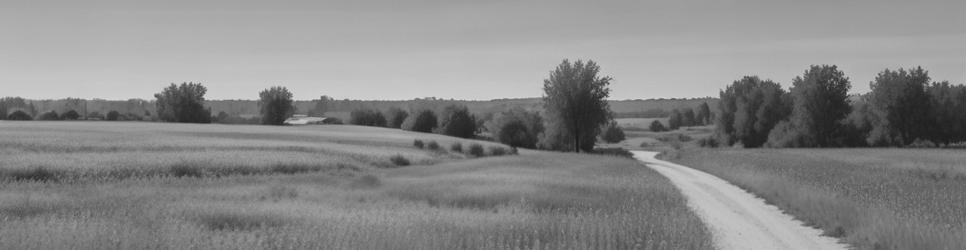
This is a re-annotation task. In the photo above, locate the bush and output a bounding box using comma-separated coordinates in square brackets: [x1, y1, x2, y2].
[600, 121, 626, 143]
[509, 147, 519, 155]
[697, 137, 719, 148]
[350, 109, 387, 127]
[649, 120, 667, 132]
[37, 111, 60, 120]
[6, 110, 32, 120]
[435, 105, 477, 138]
[401, 109, 437, 133]
[484, 107, 543, 148]
[322, 117, 343, 125]
[87, 111, 105, 120]
[60, 110, 81, 120]
[413, 139, 424, 149]
[389, 155, 410, 166]
[467, 143, 485, 157]
[106, 110, 121, 121]
[593, 148, 633, 158]
[489, 146, 507, 156]
[125, 113, 143, 121]
[449, 142, 463, 153]
[385, 107, 409, 129]
[426, 141, 441, 151]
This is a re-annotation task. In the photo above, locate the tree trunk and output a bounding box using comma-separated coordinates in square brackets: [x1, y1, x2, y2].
[573, 118, 581, 153]
[574, 129, 580, 153]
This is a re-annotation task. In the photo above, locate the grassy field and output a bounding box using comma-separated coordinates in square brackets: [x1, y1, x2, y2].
[674, 148, 966, 250]
[0, 121, 712, 249]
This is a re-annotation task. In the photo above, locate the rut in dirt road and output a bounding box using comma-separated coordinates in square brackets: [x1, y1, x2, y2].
[633, 151, 848, 250]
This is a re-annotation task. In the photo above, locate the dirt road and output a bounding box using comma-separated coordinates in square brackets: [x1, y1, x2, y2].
[633, 151, 848, 250]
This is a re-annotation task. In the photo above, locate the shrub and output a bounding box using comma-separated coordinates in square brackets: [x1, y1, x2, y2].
[449, 142, 463, 153]
[401, 109, 437, 133]
[125, 113, 143, 121]
[322, 117, 343, 125]
[60, 110, 81, 120]
[426, 141, 441, 151]
[489, 146, 507, 156]
[697, 137, 719, 148]
[389, 155, 410, 166]
[600, 121, 626, 143]
[509, 147, 519, 155]
[350, 109, 387, 127]
[413, 139, 424, 149]
[649, 120, 667, 132]
[106, 110, 121, 121]
[467, 143, 485, 157]
[435, 105, 477, 138]
[37, 111, 60, 120]
[385, 107, 409, 129]
[87, 111, 105, 120]
[593, 148, 633, 158]
[484, 107, 544, 148]
[6, 110, 32, 120]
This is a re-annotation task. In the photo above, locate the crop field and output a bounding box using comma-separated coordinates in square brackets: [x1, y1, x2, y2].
[674, 148, 966, 249]
[0, 121, 712, 249]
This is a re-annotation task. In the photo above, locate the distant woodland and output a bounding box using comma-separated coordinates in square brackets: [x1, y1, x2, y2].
[0, 96, 717, 122]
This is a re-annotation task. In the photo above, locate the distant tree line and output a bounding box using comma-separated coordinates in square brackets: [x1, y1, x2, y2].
[712, 65, 966, 148]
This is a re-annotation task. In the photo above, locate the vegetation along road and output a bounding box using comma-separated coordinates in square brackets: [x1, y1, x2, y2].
[633, 151, 847, 250]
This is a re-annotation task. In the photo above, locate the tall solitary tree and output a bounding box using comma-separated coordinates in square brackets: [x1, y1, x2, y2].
[258, 86, 296, 125]
[541, 59, 612, 153]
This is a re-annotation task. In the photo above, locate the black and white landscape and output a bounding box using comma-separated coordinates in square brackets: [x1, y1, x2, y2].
[1, 1, 964, 249]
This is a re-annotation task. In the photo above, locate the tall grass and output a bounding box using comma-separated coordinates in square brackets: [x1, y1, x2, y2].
[676, 148, 966, 250]
[0, 122, 713, 249]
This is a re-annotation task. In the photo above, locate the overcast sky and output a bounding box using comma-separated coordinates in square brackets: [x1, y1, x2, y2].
[2, 0, 964, 100]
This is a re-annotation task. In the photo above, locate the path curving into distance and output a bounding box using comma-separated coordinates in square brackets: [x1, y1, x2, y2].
[632, 151, 848, 250]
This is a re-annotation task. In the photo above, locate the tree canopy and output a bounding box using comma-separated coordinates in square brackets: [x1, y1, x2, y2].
[258, 86, 296, 125]
[541, 59, 613, 153]
[154, 82, 211, 123]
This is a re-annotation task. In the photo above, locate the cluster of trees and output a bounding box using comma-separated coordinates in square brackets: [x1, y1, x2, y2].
[714, 65, 966, 148]
[349, 109, 387, 127]
[4, 59, 625, 154]
[345, 105, 479, 139]
[154, 82, 212, 123]
[483, 108, 544, 148]
[0, 97, 36, 120]
[667, 102, 712, 130]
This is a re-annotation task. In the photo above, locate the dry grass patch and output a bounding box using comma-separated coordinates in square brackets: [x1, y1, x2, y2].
[676, 148, 966, 249]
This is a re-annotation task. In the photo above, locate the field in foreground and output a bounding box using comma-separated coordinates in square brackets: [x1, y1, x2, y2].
[0, 121, 712, 249]
[674, 148, 966, 250]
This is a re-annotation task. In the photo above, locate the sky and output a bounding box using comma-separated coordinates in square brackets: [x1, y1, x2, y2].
[1, 0, 964, 101]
